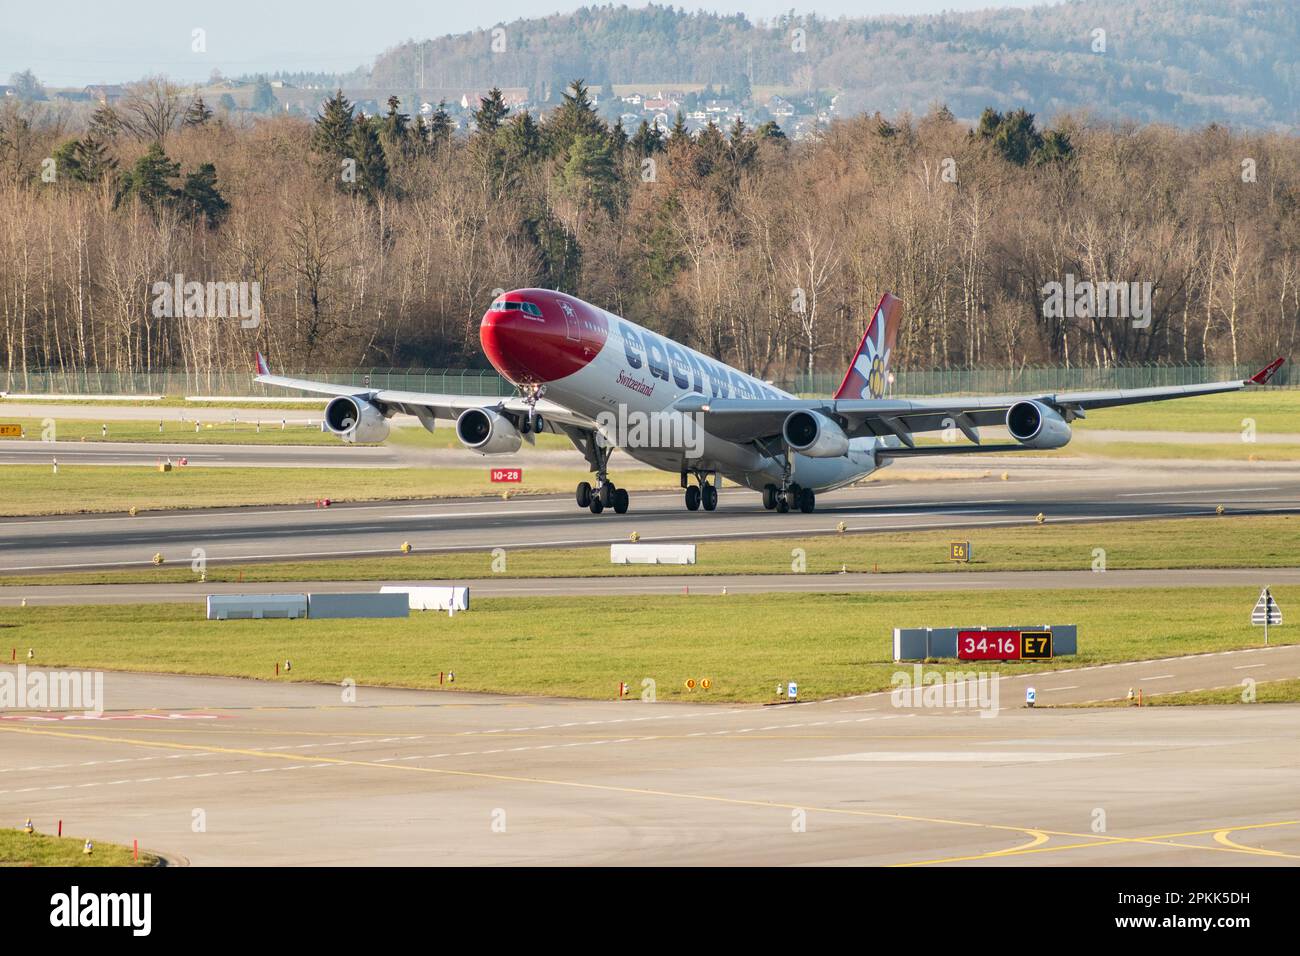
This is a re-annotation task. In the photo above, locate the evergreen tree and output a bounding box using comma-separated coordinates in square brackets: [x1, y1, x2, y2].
[728, 116, 757, 169]
[381, 95, 411, 159]
[114, 143, 180, 212]
[348, 116, 389, 198]
[1035, 128, 1075, 165]
[609, 118, 628, 154]
[218, 93, 238, 112]
[562, 133, 619, 217]
[545, 79, 605, 159]
[425, 101, 452, 154]
[88, 105, 121, 141]
[180, 162, 230, 228]
[51, 136, 117, 184]
[312, 90, 356, 162]
[183, 96, 214, 128]
[754, 120, 786, 141]
[499, 111, 542, 167]
[629, 119, 665, 157]
[472, 88, 510, 137]
[667, 110, 689, 145]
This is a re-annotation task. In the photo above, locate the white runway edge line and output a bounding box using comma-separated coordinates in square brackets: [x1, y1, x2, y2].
[7, 507, 1285, 573]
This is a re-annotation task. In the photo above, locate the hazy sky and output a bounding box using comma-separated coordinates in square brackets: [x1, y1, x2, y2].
[3, 1, 1055, 86]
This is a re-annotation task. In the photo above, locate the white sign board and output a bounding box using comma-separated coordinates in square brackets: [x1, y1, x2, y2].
[610, 543, 696, 565]
[380, 586, 470, 612]
[787, 681, 798, 700]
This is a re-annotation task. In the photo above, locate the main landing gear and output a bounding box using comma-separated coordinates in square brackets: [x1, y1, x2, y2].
[762, 482, 816, 514]
[575, 479, 628, 515]
[573, 439, 628, 514]
[683, 470, 718, 512]
[757, 445, 817, 514]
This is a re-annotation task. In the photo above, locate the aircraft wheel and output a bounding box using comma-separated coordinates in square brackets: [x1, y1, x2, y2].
[589, 496, 604, 514]
[576, 481, 592, 508]
[598, 483, 615, 506]
[613, 488, 630, 514]
[799, 488, 816, 513]
[685, 485, 701, 511]
[762, 484, 778, 510]
[776, 496, 790, 513]
[702, 483, 718, 511]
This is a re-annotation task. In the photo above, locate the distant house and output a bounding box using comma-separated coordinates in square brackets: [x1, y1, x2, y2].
[88, 85, 126, 103]
[643, 92, 678, 112]
[620, 112, 641, 127]
[766, 95, 795, 117]
[0, 86, 15, 98]
[83, 84, 126, 104]
[703, 98, 735, 114]
[621, 93, 642, 106]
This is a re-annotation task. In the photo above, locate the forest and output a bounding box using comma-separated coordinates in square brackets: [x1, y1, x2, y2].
[368, 1, 1298, 131]
[1, 77, 1297, 383]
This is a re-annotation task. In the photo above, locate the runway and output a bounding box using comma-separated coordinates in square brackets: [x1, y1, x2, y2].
[0, 457, 1297, 574]
[2, 653, 1298, 866]
[4, 567, 1299, 606]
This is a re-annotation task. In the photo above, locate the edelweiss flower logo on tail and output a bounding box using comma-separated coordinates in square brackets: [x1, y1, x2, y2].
[833, 293, 903, 400]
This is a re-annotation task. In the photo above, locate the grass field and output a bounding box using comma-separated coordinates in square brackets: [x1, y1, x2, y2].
[0, 828, 155, 867]
[0, 464, 684, 516]
[3, 514, 1294, 586]
[0, 416, 575, 450]
[1073, 390, 1300, 433]
[2, 586, 1292, 703]
[3, 416, 351, 445]
[1064, 437, 1300, 462]
[1088, 678, 1300, 706]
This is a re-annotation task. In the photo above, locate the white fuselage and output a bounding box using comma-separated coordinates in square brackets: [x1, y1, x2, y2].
[540, 306, 885, 492]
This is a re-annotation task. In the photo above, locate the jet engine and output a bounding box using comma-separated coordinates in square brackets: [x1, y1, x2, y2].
[1006, 400, 1072, 449]
[455, 407, 523, 455]
[323, 395, 390, 443]
[783, 410, 850, 458]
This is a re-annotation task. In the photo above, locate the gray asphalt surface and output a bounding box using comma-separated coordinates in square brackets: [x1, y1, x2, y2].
[2, 652, 1297, 866]
[1, 455, 1296, 573]
[4, 567, 1299, 606]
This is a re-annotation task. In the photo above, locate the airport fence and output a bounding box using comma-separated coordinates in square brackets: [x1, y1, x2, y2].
[1, 362, 1293, 399]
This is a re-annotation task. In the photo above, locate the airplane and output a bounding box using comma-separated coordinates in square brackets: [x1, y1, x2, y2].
[254, 290, 1285, 515]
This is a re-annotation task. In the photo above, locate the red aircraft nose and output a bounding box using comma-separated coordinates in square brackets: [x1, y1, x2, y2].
[480, 291, 607, 385]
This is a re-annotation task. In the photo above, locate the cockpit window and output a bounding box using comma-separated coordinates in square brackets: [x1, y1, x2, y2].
[490, 299, 540, 316]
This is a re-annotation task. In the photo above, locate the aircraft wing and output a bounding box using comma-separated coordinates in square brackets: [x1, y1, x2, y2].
[253, 355, 599, 433]
[673, 358, 1286, 451]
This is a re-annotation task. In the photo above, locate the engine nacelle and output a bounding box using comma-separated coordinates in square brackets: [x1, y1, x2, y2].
[1006, 400, 1072, 449]
[783, 409, 850, 458]
[323, 395, 390, 443]
[455, 407, 522, 455]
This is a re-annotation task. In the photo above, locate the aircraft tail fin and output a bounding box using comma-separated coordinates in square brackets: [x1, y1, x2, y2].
[833, 292, 903, 400]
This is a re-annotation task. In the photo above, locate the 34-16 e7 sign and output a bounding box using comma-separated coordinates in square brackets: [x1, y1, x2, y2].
[958, 629, 1053, 661]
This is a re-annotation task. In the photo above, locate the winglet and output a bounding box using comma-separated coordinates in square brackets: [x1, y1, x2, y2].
[255, 351, 270, 377]
[1249, 357, 1285, 385]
